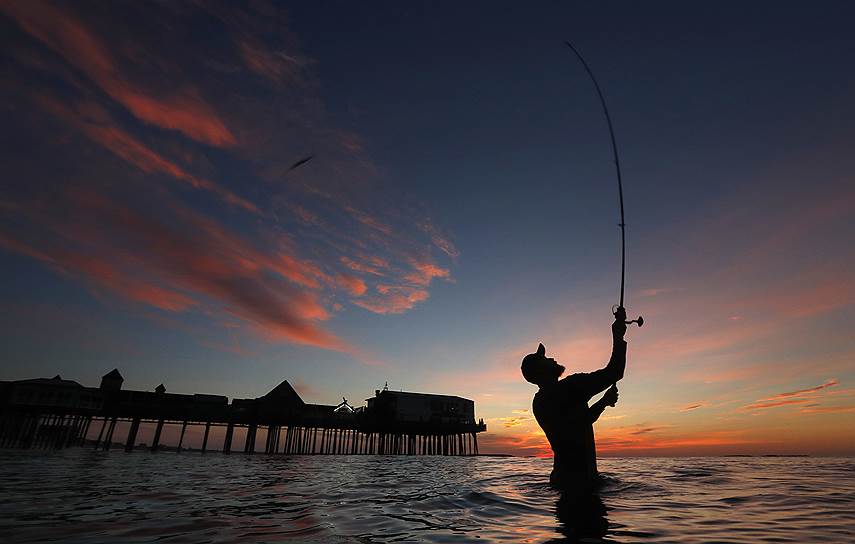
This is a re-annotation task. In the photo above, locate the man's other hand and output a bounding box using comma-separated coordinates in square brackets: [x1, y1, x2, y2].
[603, 384, 619, 407]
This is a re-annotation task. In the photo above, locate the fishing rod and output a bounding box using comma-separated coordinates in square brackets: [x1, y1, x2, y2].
[563, 40, 643, 348]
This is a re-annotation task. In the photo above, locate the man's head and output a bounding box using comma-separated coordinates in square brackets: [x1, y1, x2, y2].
[521, 343, 565, 386]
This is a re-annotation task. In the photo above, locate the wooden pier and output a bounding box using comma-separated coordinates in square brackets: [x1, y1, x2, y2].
[0, 372, 486, 455]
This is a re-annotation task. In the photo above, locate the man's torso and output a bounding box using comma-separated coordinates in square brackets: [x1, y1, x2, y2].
[533, 375, 598, 486]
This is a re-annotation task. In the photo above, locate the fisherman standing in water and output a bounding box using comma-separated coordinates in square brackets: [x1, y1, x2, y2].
[521, 315, 627, 490]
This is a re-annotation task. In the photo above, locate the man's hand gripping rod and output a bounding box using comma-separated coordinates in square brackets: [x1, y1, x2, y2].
[613, 305, 643, 328]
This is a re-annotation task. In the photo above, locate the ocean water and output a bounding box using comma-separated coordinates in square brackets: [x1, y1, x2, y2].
[0, 450, 852, 543]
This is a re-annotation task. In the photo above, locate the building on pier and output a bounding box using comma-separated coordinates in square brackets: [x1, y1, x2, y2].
[0, 370, 486, 455]
[2, 375, 103, 412]
[367, 389, 476, 425]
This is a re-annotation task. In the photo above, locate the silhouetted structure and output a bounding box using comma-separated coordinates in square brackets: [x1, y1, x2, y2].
[0, 370, 485, 455]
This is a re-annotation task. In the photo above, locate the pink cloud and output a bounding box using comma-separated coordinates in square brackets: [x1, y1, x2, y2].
[344, 205, 393, 235]
[2, 2, 236, 147]
[340, 255, 388, 276]
[1, 1, 460, 357]
[336, 274, 368, 297]
[0, 191, 350, 352]
[0, 233, 195, 313]
[763, 379, 839, 400]
[34, 96, 258, 214]
[116, 88, 235, 147]
[743, 398, 813, 411]
[352, 285, 430, 314]
[743, 379, 838, 410]
[403, 259, 450, 286]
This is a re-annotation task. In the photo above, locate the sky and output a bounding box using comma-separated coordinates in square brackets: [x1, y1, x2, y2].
[1, 1, 853, 457]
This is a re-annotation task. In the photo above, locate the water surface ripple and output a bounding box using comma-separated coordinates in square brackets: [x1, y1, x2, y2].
[0, 450, 852, 543]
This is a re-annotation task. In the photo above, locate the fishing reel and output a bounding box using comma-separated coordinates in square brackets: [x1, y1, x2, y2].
[612, 305, 643, 327]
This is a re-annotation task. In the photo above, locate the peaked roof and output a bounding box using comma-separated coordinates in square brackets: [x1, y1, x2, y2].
[102, 369, 123, 380]
[155, 384, 166, 393]
[262, 380, 304, 404]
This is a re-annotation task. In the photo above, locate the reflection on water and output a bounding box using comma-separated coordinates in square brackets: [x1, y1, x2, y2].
[551, 492, 608, 542]
[0, 450, 852, 543]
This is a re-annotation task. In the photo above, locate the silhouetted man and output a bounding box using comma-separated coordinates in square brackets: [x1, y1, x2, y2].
[521, 318, 627, 491]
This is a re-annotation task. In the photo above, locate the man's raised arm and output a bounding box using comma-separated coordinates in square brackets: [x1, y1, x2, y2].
[576, 318, 627, 400]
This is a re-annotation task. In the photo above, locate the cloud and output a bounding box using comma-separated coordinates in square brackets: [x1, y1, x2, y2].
[345, 257, 451, 314]
[418, 220, 460, 259]
[344, 205, 394, 236]
[744, 398, 813, 411]
[630, 425, 670, 436]
[638, 287, 685, 297]
[352, 285, 430, 314]
[1, 2, 236, 147]
[681, 403, 704, 412]
[340, 255, 388, 276]
[238, 39, 305, 85]
[403, 259, 451, 286]
[34, 96, 258, 213]
[495, 417, 529, 428]
[763, 379, 839, 400]
[0, 1, 461, 359]
[336, 274, 367, 297]
[743, 379, 838, 410]
[800, 405, 855, 414]
[0, 233, 196, 313]
[0, 191, 348, 351]
[490, 409, 536, 429]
